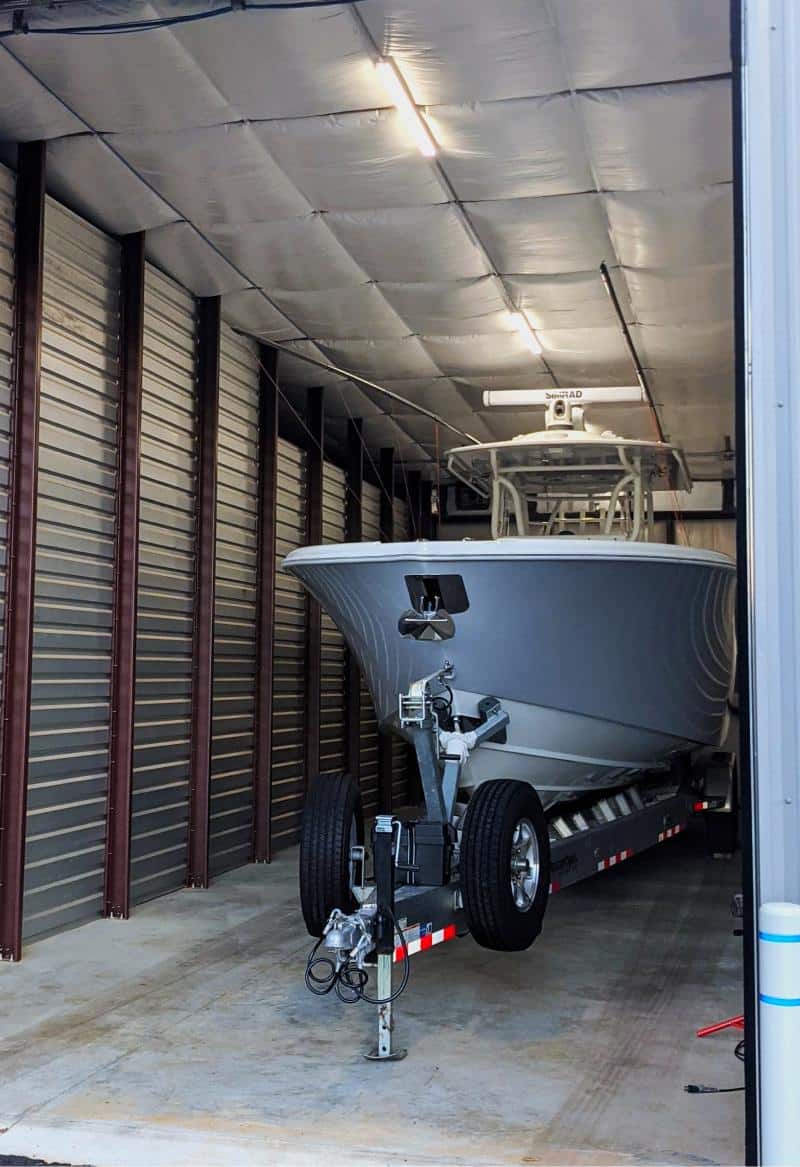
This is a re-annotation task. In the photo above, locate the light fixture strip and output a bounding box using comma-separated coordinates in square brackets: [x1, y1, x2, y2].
[375, 57, 437, 158]
[509, 311, 543, 356]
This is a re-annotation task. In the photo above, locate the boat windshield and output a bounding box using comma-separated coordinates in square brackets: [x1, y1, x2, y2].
[446, 430, 689, 542]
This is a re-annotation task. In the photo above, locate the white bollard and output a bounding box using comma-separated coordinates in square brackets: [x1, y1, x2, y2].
[760, 902, 800, 1166]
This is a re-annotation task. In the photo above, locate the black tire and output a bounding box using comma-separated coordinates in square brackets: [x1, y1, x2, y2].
[461, 780, 550, 952]
[299, 772, 363, 937]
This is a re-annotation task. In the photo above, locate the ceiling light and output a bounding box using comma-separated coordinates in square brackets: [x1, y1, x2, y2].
[509, 312, 543, 356]
[483, 386, 646, 407]
[375, 57, 437, 158]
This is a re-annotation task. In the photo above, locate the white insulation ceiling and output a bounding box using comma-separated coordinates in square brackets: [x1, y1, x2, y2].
[0, 0, 734, 474]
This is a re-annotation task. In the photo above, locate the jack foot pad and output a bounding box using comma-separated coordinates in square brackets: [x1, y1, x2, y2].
[364, 1046, 408, 1062]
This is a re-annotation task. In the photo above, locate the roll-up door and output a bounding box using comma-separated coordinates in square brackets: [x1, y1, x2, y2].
[24, 201, 121, 938]
[359, 481, 381, 814]
[0, 167, 13, 761]
[130, 266, 197, 905]
[320, 460, 346, 775]
[271, 439, 308, 850]
[210, 326, 259, 875]
[391, 498, 412, 807]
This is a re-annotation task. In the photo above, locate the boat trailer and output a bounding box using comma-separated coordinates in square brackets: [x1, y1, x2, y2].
[300, 665, 734, 1061]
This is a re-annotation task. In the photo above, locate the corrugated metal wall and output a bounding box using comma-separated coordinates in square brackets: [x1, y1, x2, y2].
[130, 266, 197, 905]
[0, 169, 427, 942]
[390, 497, 411, 807]
[0, 166, 13, 786]
[210, 326, 260, 875]
[24, 201, 121, 938]
[271, 438, 308, 850]
[358, 481, 381, 814]
[320, 460, 347, 775]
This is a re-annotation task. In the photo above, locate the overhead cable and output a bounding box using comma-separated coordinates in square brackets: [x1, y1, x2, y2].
[0, 0, 363, 37]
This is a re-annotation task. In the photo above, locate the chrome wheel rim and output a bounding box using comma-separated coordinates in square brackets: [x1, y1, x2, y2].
[510, 816, 540, 911]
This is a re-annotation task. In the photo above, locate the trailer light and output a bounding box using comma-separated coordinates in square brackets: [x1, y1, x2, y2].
[509, 311, 543, 357]
[375, 57, 437, 158]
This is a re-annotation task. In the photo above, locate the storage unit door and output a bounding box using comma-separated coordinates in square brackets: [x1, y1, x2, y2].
[391, 498, 411, 806]
[359, 481, 381, 814]
[320, 460, 347, 775]
[0, 166, 13, 766]
[24, 201, 121, 938]
[271, 439, 308, 850]
[210, 326, 259, 875]
[131, 266, 197, 905]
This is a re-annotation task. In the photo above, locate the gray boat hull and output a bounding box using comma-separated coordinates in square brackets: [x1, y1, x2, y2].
[284, 540, 736, 808]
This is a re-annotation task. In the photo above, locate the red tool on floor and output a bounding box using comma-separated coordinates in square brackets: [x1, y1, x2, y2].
[696, 1014, 744, 1038]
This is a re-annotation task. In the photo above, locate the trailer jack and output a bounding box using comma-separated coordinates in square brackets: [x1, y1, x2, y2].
[304, 815, 413, 1061]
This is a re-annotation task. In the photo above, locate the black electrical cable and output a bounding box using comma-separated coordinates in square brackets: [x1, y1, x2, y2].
[686, 1084, 745, 1094]
[0, 0, 365, 38]
[685, 1035, 747, 1093]
[304, 937, 339, 997]
[303, 906, 411, 1008]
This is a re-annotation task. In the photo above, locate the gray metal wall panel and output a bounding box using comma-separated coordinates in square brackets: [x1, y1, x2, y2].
[359, 482, 381, 813]
[320, 460, 346, 775]
[391, 498, 411, 806]
[24, 200, 121, 938]
[210, 325, 259, 875]
[0, 166, 12, 805]
[271, 438, 308, 850]
[130, 265, 197, 905]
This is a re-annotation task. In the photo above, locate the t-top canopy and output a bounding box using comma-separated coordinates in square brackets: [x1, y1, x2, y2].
[446, 426, 692, 501]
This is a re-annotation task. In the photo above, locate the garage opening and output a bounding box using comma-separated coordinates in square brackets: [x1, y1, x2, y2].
[0, 0, 787, 1163]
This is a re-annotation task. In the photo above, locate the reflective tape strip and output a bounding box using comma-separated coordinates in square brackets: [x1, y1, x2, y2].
[658, 824, 685, 842]
[760, 993, 800, 1007]
[759, 932, 800, 943]
[549, 881, 561, 895]
[597, 848, 633, 872]
[393, 922, 457, 963]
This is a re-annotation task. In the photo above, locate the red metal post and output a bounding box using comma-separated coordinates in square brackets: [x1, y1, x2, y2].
[0, 142, 46, 961]
[186, 297, 220, 888]
[252, 345, 279, 862]
[378, 446, 395, 812]
[303, 386, 324, 785]
[103, 232, 145, 919]
[344, 418, 363, 780]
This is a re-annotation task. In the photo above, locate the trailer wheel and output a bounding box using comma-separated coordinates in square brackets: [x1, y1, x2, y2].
[299, 772, 363, 938]
[460, 780, 550, 952]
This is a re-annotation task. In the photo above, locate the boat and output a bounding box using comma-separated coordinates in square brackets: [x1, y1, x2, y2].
[284, 400, 736, 812]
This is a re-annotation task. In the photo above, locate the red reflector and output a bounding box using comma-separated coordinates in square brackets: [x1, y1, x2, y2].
[693, 800, 705, 812]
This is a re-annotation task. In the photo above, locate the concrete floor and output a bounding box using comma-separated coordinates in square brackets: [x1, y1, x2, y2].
[0, 829, 743, 1167]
